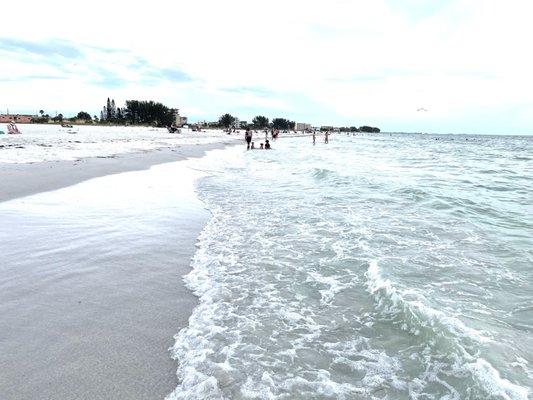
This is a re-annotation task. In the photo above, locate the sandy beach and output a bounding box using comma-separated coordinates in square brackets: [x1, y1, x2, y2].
[0, 142, 227, 203]
[0, 142, 229, 400]
[2, 3, 532, 397]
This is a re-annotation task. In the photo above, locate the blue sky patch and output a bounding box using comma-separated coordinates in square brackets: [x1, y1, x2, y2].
[0, 38, 83, 59]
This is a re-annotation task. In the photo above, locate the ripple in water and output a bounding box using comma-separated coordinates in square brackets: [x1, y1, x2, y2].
[168, 134, 532, 400]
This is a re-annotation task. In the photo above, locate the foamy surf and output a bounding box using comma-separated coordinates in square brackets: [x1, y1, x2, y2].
[365, 260, 528, 400]
[168, 134, 532, 399]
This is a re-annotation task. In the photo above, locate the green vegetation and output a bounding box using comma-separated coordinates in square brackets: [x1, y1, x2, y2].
[339, 127, 360, 132]
[31, 110, 50, 123]
[359, 126, 380, 133]
[25, 99, 381, 132]
[252, 115, 269, 129]
[94, 98, 174, 126]
[123, 100, 174, 126]
[76, 111, 92, 121]
[219, 113, 236, 129]
[271, 118, 295, 130]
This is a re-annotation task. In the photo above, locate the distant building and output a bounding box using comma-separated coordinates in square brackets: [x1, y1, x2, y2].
[234, 118, 241, 129]
[0, 114, 33, 123]
[171, 108, 188, 127]
[295, 122, 312, 131]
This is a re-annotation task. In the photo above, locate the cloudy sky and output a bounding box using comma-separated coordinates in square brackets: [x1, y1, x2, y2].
[1, 0, 532, 134]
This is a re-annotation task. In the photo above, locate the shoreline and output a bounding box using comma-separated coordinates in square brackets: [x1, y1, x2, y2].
[0, 143, 228, 399]
[0, 142, 230, 203]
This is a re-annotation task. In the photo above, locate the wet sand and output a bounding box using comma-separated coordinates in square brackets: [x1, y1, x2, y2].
[0, 144, 227, 399]
[0, 142, 228, 203]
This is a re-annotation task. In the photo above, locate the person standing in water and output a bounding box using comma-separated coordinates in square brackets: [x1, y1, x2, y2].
[324, 130, 329, 144]
[245, 129, 252, 150]
[312, 131, 316, 145]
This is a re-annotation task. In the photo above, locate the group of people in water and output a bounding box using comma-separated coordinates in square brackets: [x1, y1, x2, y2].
[245, 128, 331, 149]
[244, 129, 273, 150]
[312, 130, 329, 144]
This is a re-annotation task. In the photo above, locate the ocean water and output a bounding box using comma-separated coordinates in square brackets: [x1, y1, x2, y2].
[168, 133, 532, 399]
[0, 124, 235, 163]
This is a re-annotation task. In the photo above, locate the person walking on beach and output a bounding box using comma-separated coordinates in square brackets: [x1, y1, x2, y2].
[324, 130, 329, 144]
[312, 131, 316, 145]
[245, 129, 252, 150]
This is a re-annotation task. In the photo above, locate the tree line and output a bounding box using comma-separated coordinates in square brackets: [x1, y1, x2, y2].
[336, 126, 380, 133]
[29, 101, 380, 132]
[99, 98, 174, 126]
[32, 98, 175, 127]
[218, 113, 380, 132]
[218, 114, 296, 130]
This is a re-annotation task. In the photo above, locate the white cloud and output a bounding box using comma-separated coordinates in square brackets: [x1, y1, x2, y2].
[0, 0, 532, 133]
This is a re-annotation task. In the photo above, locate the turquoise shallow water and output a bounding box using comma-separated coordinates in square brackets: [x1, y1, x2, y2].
[169, 133, 532, 399]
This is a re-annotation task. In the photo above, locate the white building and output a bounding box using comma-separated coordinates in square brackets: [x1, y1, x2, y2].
[295, 122, 312, 131]
[172, 108, 188, 127]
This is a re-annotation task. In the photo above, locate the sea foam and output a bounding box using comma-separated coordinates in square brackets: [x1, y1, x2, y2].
[168, 134, 532, 399]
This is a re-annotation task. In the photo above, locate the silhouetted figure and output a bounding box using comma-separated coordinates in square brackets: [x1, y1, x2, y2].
[245, 129, 252, 150]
